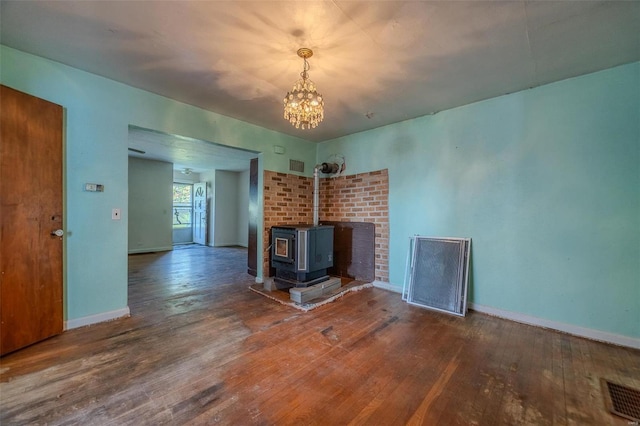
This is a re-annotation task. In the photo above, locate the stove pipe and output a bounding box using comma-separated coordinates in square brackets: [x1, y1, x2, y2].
[313, 162, 340, 226]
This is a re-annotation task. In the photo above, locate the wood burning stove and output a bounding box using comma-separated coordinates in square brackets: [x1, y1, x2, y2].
[271, 225, 334, 289]
[270, 163, 340, 291]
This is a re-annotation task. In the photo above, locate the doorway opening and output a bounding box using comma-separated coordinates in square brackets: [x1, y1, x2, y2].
[173, 182, 193, 245]
[127, 125, 261, 277]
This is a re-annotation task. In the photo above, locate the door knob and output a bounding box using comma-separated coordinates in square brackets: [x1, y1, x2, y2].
[51, 229, 64, 237]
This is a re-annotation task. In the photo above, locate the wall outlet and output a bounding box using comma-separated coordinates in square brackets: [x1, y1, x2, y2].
[112, 208, 121, 220]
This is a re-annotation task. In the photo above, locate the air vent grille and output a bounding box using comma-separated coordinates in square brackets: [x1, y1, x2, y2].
[601, 379, 640, 421]
[403, 236, 471, 317]
[289, 159, 305, 173]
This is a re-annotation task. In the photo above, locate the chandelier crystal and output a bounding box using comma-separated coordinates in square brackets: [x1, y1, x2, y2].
[283, 48, 324, 130]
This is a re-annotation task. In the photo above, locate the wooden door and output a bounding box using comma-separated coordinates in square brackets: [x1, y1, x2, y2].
[0, 85, 64, 356]
[193, 182, 207, 245]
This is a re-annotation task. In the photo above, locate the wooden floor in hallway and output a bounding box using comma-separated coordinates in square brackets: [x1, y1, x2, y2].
[1, 245, 639, 425]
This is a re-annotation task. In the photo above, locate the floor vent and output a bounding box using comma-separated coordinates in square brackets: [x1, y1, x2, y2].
[601, 379, 640, 422]
[289, 159, 304, 173]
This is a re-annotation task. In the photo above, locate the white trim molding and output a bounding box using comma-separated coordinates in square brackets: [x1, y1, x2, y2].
[469, 303, 640, 350]
[128, 246, 172, 255]
[360, 282, 639, 349]
[372, 281, 402, 293]
[64, 307, 131, 330]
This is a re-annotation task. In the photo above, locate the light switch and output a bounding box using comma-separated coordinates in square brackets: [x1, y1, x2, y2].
[84, 183, 104, 192]
[112, 208, 121, 220]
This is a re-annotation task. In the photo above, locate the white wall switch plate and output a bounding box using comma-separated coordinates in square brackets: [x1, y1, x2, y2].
[85, 183, 104, 192]
[112, 208, 121, 220]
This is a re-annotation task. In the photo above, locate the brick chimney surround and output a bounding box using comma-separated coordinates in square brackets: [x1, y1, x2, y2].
[263, 169, 389, 283]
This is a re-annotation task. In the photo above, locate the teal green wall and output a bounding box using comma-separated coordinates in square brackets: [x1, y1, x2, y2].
[2, 44, 638, 340]
[318, 62, 640, 339]
[1, 45, 316, 322]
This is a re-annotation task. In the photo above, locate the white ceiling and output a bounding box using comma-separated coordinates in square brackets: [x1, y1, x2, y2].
[2, 1, 639, 168]
[128, 126, 258, 174]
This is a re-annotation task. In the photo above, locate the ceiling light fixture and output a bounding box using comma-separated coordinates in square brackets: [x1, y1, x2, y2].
[283, 48, 324, 130]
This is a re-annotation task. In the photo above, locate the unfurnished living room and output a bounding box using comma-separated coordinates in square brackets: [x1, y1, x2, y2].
[1, 1, 639, 425]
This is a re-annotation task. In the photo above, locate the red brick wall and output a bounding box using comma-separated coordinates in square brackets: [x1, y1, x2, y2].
[263, 169, 389, 282]
[263, 172, 313, 277]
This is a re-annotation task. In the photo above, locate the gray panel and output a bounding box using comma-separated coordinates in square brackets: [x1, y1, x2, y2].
[297, 230, 307, 271]
[406, 236, 470, 316]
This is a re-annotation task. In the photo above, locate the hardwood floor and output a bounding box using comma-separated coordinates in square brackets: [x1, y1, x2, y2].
[1, 245, 638, 425]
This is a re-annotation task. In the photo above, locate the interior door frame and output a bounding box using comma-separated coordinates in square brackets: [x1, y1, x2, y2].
[193, 182, 207, 245]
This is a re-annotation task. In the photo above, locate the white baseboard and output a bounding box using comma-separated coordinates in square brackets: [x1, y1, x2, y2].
[371, 281, 639, 349]
[469, 303, 640, 350]
[64, 307, 131, 330]
[372, 280, 402, 293]
[128, 246, 172, 254]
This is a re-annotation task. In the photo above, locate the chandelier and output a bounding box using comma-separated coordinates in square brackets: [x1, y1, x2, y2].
[283, 48, 324, 130]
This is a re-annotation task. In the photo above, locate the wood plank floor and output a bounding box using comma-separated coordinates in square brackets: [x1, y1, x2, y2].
[1, 245, 639, 425]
